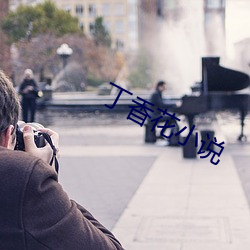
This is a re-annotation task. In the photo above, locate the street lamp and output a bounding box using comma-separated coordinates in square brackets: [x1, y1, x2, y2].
[56, 43, 73, 68]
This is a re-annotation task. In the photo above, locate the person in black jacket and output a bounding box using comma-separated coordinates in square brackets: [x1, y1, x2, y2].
[148, 81, 179, 144]
[19, 69, 39, 123]
[0, 70, 124, 249]
[150, 80, 168, 118]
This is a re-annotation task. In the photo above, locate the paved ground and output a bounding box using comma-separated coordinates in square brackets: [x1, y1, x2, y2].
[36, 109, 250, 249]
[59, 155, 155, 229]
[111, 119, 250, 249]
[42, 116, 157, 230]
[217, 112, 250, 208]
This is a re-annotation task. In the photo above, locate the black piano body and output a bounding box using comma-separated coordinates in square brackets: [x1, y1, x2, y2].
[173, 57, 250, 141]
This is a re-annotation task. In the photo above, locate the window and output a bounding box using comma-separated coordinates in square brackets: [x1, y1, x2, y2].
[102, 3, 111, 16]
[116, 39, 124, 51]
[205, 0, 225, 9]
[115, 20, 124, 33]
[89, 22, 95, 33]
[75, 5, 84, 16]
[115, 3, 124, 16]
[80, 22, 84, 32]
[89, 4, 96, 17]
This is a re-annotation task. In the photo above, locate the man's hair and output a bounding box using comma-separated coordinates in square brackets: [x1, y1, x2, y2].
[0, 71, 20, 143]
[156, 80, 166, 90]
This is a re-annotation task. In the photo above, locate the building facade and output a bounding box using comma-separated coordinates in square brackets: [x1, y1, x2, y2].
[10, 0, 138, 51]
[52, 0, 138, 51]
[138, 0, 226, 55]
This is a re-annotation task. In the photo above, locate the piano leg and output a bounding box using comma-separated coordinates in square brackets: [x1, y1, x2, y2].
[187, 110, 247, 142]
[238, 109, 247, 142]
[187, 115, 195, 130]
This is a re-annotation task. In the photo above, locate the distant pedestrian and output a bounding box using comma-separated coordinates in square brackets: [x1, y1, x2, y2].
[19, 69, 39, 122]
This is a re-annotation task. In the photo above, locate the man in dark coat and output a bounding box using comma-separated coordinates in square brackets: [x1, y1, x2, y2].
[149, 80, 168, 118]
[19, 69, 39, 123]
[147, 81, 179, 144]
[0, 70, 124, 249]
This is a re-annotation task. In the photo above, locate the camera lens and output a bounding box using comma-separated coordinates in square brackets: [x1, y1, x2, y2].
[14, 121, 46, 151]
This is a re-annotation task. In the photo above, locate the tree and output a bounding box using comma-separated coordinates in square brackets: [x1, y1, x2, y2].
[91, 17, 111, 47]
[128, 49, 153, 89]
[13, 33, 122, 90]
[1, 0, 80, 42]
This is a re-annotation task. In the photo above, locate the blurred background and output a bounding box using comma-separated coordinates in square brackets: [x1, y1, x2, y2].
[0, 0, 250, 96]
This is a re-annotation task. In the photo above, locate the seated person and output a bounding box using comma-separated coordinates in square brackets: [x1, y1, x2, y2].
[0, 71, 124, 249]
[146, 81, 179, 143]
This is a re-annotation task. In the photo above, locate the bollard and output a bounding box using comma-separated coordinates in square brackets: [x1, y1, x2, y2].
[182, 134, 197, 159]
[200, 130, 215, 151]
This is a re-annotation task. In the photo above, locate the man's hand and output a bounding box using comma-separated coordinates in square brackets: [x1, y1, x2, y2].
[23, 86, 34, 94]
[23, 125, 59, 165]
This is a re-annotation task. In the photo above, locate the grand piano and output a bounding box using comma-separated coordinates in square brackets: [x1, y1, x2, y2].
[173, 57, 250, 141]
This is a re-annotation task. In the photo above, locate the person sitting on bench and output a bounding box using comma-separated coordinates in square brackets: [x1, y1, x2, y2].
[146, 80, 179, 144]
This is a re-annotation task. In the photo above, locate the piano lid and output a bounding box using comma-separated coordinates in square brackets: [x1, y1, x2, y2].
[201, 57, 250, 92]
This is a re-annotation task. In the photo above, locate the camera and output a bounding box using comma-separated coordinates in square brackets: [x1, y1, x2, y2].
[14, 122, 46, 151]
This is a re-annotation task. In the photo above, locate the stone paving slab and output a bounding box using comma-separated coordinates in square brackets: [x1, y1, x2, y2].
[112, 144, 250, 250]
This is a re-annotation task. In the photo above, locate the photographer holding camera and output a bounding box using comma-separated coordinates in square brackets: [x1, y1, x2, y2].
[0, 71, 124, 250]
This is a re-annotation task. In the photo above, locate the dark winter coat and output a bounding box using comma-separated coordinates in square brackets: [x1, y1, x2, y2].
[0, 147, 124, 250]
[149, 89, 169, 117]
[19, 79, 38, 99]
